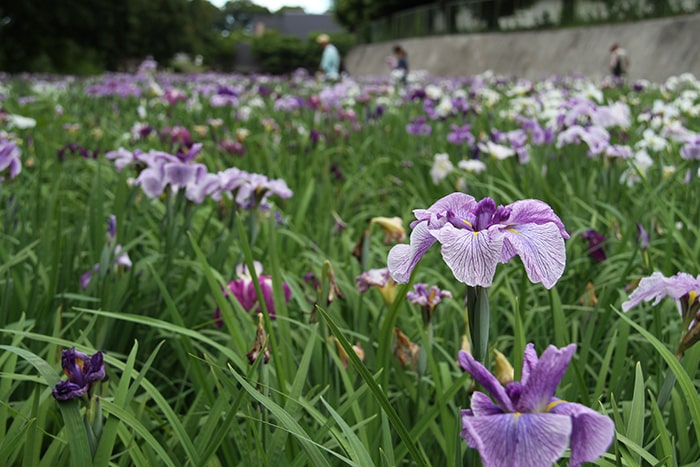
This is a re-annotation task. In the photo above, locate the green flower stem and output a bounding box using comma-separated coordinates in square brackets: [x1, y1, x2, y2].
[466, 286, 490, 364]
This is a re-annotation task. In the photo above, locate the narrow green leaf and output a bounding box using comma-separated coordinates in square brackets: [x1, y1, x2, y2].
[647, 390, 674, 467]
[100, 400, 175, 467]
[626, 362, 645, 465]
[616, 309, 700, 444]
[228, 365, 332, 467]
[316, 304, 429, 467]
[321, 398, 372, 467]
[94, 340, 139, 467]
[268, 325, 318, 460]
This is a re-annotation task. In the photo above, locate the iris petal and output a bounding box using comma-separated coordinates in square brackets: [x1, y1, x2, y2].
[502, 223, 566, 289]
[550, 402, 615, 467]
[462, 412, 572, 467]
[433, 224, 503, 287]
[387, 222, 436, 283]
[517, 344, 576, 413]
[506, 199, 570, 239]
[459, 351, 515, 412]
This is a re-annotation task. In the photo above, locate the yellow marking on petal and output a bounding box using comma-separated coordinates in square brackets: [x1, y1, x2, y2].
[513, 412, 522, 422]
[545, 400, 567, 412]
[472, 231, 479, 236]
[428, 288, 436, 303]
[76, 358, 85, 371]
[463, 219, 473, 227]
[507, 228, 521, 235]
[690, 291, 698, 303]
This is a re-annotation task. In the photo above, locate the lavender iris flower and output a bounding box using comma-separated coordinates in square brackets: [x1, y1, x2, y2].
[622, 271, 700, 355]
[388, 193, 569, 288]
[622, 272, 700, 316]
[636, 223, 649, 251]
[459, 344, 614, 467]
[406, 117, 432, 136]
[447, 124, 475, 146]
[407, 283, 452, 322]
[0, 138, 22, 180]
[52, 348, 106, 401]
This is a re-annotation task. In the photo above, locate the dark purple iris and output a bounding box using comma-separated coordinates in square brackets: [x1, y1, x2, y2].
[582, 229, 606, 262]
[52, 348, 106, 401]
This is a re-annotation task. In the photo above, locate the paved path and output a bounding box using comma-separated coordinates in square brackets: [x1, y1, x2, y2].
[345, 13, 700, 82]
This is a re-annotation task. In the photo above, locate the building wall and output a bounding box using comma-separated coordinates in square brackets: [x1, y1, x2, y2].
[345, 13, 700, 82]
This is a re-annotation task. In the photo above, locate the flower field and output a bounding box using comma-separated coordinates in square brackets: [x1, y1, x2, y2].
[1, 65, 699, 466]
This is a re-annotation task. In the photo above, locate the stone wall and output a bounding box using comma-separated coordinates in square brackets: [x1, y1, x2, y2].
[344, 13, 700, 82]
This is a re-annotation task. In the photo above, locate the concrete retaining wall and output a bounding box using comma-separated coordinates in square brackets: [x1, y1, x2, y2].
[344, 13, 700, 82]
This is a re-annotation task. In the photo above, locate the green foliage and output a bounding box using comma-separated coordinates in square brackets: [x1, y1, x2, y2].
[0, 69, 699, 466]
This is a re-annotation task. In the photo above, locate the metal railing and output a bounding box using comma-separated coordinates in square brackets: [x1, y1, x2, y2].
[367, 0, 700, 42]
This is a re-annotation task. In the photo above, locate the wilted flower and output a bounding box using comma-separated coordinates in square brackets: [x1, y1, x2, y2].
[370, 216, 406, 244]
[331, 337, 365, 370]
[356, 267, 397, 306]
[52, 348, 106, 401]
[459, 344, 614, 467]
[581, 229, 606, 263]
[247, 313, 270, 365]
[393, 328, 420, 368]
[388, 193, 569, 288]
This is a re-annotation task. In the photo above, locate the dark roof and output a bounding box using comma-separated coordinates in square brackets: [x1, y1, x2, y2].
[249, 13, 344, 40]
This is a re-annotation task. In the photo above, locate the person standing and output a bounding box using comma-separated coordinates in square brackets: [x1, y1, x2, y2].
[609, 43, 629, 79]
[316, 34, 340, 82]
[392, 45, 409, 85]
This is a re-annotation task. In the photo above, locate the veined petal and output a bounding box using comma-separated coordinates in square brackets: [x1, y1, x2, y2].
[433, 224, 503, 287]
[517, 344, 576, 413]
[462, 412, 571, 467]
[507, 199, 569, 239]
[387, 222, 436, 283]
[520, 343, 539, 386]
[428, 192, 477, 218]
[459, 350, 515, 412]
[621, 271, 700, 312]
[503, 223, 566, 289]
[471, 391, 506, 416]
[550, 401, 615, 467]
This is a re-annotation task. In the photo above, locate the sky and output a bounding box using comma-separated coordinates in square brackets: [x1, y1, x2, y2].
[208, 0, 332, 14]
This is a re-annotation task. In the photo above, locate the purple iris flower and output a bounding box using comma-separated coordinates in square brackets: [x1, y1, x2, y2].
[52, 348, 106, 401]
[214, 262, 292, 325]
[623, 271, 700, 355]
[406, 117, 432, 136]
[447, 124, 475, 146]
[387, 193, 569, 288]
[407, 283, 452, 322]
[0, 138, 22, 180]
[636, 223, 649, 251]
[622, 272, 700, 315]
[459, 344, 614, 467]
[581, 229, 606, 263]
[680, 136, 700, 160]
